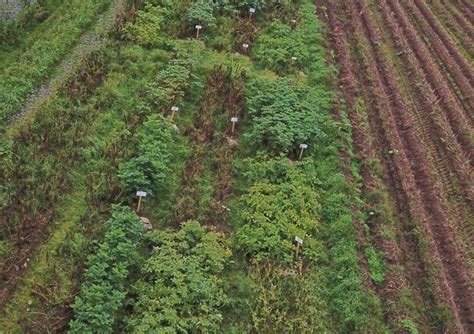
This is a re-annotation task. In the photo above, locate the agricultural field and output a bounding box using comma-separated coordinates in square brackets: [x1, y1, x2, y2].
[0, 0, 472, 333]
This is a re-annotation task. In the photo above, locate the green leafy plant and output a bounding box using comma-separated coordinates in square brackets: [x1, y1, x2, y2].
[123, 3, 168, 48]
[365, 246, 385, 284]
[246, 78, 325, 154]
[234, 160, 323, 265]
[186, 0, 220, 29]
[144, 59, 196, 110]
[126, 221, 230, 333]
[248, 261, 329, 332]
[118, 116, 174, 195]
[69, 206, 145, 333]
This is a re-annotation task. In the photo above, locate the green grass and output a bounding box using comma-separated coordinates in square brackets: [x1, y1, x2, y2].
[0, 181, 87, 332]
[0, 0, 113, 126]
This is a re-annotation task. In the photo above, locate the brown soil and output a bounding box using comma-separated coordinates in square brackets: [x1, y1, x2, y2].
[173, 66, 245, 233]
[316, 0, 474, 331]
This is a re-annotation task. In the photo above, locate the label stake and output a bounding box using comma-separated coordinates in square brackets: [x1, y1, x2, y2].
[249, 7, 256, 19]
[195, 24, 202, 38]
[294, 236, 304, 272]
[136, 191, 147, 213]
[171, 105, 179, 120]
[298, 143, 308, 160]
[231, 117, 239, 133]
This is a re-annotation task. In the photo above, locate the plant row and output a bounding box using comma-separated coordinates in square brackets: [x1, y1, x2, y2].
[228, 0, 387, 331]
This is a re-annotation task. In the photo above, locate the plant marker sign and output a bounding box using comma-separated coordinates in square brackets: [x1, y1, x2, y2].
[242, 43, 249, 53]
[249, 7, 256, 19]
[136, 191, 147, 213]
[171, 105, 179, 119]
[195, 24, 202, 38]
[294, 236, 303, 259]
[299, 143, 308, 160]
[231, 117, 239, 133]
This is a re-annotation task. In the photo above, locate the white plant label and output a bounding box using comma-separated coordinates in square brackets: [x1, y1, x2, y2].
[231, 117, 239, 123]
[243, 43, 249, 49]
[300, 143, 308, 149]
[295, 236, 304, 245]
[171, 106, 179, 112]
[291, 56, 298, 61]
[250, 8, 256, 13]
[136, 191, 147, 197]
[196, 25, 202, 30]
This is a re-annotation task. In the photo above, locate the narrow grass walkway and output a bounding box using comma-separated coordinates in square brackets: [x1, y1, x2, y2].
[0, 177, 87, 332]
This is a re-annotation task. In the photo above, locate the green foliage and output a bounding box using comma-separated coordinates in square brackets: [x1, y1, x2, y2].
[365, 246, 385, 284]
[69, 206, 145, 334]
[0, 0, 112, 126]
[234, 158, 323, 265]
[187, 0, 217, 28]
[118, 116, 174, 195]
[252, 1, 328, 78]
[401, 319, 419, 334]
[123, 4, 168, 48]
[236, 0, 387, 331]
[253, 20, 304, 73]
[144, 59, 196, 110]
[248, 261, 329, 332]
[126, 221, 230, 333]
[246, 78, 325, 154]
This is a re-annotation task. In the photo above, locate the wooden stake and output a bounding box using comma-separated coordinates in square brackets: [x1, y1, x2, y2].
[136, 191, 147, 213]
[195, 25, 202, 38]
[231, 117, 238, 133]
[137, 196, 142, 213]
[171, 106, 179, 120]
[298, 143, 308, 160]
[249, 8, 255, 20]
[294, 236, 304, 273]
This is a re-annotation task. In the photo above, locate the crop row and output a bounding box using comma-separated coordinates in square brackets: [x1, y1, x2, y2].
[357, 1, 473, 330]
[376, 0, 474, 235]
[404, 0, 473, 114]
[319, 0, 473, 331]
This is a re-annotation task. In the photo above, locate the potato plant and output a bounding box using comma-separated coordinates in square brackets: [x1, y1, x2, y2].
[69, 206, 145, 333]
[126, 221, 230, 333]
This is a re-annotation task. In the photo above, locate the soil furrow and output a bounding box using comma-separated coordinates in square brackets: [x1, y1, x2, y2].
[385, 0, 474, 163]
[339, 0, 448, 328]
[316, 1, 434, 327]
[404, 0, 474, 114]
[318, 0, 474, 330]
[370, 0, 474, 233]
[351, 1, 474, 331]
[412, 0, 474, 83]
[376, 0, 474, 215]
[428, 0, 474, 56]
[455, 0, 474, 21]
[439, 0, 474, 38]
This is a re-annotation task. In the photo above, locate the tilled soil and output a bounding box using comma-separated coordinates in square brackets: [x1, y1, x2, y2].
[315, 0, 474, 332]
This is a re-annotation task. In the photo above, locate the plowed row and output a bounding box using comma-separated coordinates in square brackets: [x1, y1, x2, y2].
[316, 0, 473, 332]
